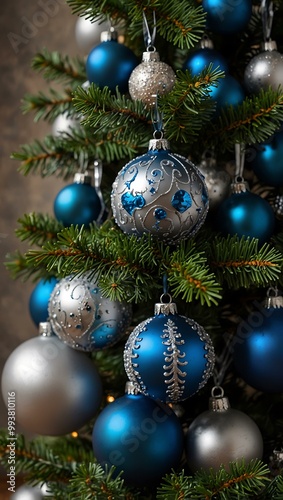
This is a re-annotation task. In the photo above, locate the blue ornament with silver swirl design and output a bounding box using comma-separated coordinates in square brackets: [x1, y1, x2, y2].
[216, 177, 275, 245]
[48, 273, 132, 352]
[29, 276, 58, 326]
[233, 291, 283, 393]
[86, 29, 138, 94]
[92, 382, 184, 486]
[111, 136, 209, 244]
[202, 0, 252, 34]
[124, 296, 215, 403]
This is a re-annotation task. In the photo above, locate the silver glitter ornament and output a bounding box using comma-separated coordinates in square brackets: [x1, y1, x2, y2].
[111, 137, 209, 244]
[124, 297, 215, 403]
[128, 48, 176, 108]
[48, 274, 132, 351]
[186, 387, 263, 471]
[1, 322, 103, 435]
[197, 155, 230, 210]
[244, 40, 283, 94]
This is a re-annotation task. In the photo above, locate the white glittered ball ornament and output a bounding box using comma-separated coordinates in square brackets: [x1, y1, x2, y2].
[48, 274, 132, 351]
[1, 322, 103, 435]
[111, 136, 209, 244]
[244, 40, 283, 94]
[128, 48, 176, 108]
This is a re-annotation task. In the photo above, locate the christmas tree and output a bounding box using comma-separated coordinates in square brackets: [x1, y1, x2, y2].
[2, 0, 283, 498]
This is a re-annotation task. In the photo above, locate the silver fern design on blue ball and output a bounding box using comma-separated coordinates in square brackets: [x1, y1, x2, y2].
[123, 299, 215, 403]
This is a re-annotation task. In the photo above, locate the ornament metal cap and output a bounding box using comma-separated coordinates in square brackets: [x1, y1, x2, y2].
[209, 386, 230, 411]
[265, 288, 283, 309]
[74, 172, 92, 185]
[142, 48, 160, 63]
[231, 176, 249, 194]
[154, 294, 178, 315]
[148, 137, 170, 151]
[100, 28, 118, 42]
[200, 35, 214, 50]
[39, 321, 53, 337]
[125, 381, 140, 395]
[261, 39, 277, 51]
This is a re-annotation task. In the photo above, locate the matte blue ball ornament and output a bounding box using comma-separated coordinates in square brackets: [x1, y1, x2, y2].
[209, 74, 245, 114]
[48, 273, 132, 352]
[249, 131, 283, 187]
[29, 277, 58, 326]
[217, 177, 275, 245]
[124, 296, 215, 403]
[111, 136, 209, 244]
[202, 0, 252, 34]
[92, 382, 184, 486]
[86, 29, 138, 93]
[233, 291, 283, 393]
[54, 171, 104, 227]
[183, 38, 228, 75]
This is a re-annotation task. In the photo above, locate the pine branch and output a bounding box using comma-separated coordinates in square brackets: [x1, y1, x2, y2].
[209, 235, 283, 289]
[203, 88, 283, 153]
[15, 213, 64, 246]
[21, 88, 74, 122]
[66, 0, 206, 49]
[31, 49, 86, 85]
[156, 470, 195, 499]
[5, 251, 56, 282]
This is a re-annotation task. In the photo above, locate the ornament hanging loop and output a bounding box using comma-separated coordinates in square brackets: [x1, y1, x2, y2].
[152, 97, 164, 137]
[261, 0, 274, 41]
[234, 143, 246, 182]
[143, 10, 157, 50]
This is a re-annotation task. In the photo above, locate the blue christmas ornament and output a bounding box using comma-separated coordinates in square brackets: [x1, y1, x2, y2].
[183, 47, 228, 75]
[233, 292, 283, 393]
[124, 297, 215, 403]
[249, 131, 283, 187]
[92, 383, 184, 486]
[29, 277, 58, 326]
[202, 0, 252, 34]
[54, 172, 103, 227]
[111, 136, 209, 244]
[217, 178, 275, 245]
[209, 74, 245, 114]
[86, 30, 138, 94]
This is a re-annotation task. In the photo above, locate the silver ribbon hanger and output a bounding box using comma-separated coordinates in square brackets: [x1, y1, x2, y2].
[143, 10, 157, 50]
[261, 0, 274, 41]
[234, 143, 246, 181]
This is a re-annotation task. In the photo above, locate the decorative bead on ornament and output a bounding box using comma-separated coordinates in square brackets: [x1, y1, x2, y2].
[216, 176, 275, 245]
[183, 35, 228, 75]
[1, 322, 103, 435]
[123, 295, 215, 403]
[48, 273, 132, 352]
[111, 135, 209, 244]
[86, 28, 138, 93]
[185, 386, 263, 472]
[29, 276, 58, 326]
[249, 130, 283, 187]
[232, 288, 283, 393]
[202, 0, 252, 34]
[128, 47, 176, 108]
[54, 164, 105, 227]
[92, 381, 184, 486]
[244, 40, 283, 94]
[197, 153, 230, 209]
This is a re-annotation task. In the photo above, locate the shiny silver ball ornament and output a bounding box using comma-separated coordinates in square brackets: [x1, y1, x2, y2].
[128, 48, 176, 108]
[1, 322, 103, 435]
[10, 485, 44, 500]
[75, 16, 110, 53]
[48, 274, 132, 351]
[52, 112, 80, 136]
[244, 40, 283, 94]
[186, 388, 263, 471]
[111, 137, 209, 244]
[198, 156, 230, 210]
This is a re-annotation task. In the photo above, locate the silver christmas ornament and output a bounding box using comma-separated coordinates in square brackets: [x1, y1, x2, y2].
[128, 48, 176, 108]
[75, 16, 110, 53]
[186, 387, 263, 471]
[244, 40, 283, 94]
[1, 322, 103, 435]
[10, 485, 43, 500]
[111, 136, 209, 244]
[197, 155, 230, 210]
[48, 274, 132, 351]
[52, 112, 80, 137]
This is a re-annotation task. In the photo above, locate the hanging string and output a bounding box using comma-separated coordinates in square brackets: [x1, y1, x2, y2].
[261, 0, 274, 41]
[142, 10, 157, 50]
[151, 96, 164, 138]
[234, 143, 246, 181]
[93, 159, 106, 223]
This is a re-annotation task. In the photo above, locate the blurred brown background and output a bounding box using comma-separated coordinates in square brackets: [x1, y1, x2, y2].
[0, 2, 85, 493]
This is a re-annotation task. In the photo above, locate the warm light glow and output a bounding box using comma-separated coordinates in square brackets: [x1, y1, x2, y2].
[107, 395, 115, 403]
[71, 431, 79, 438]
